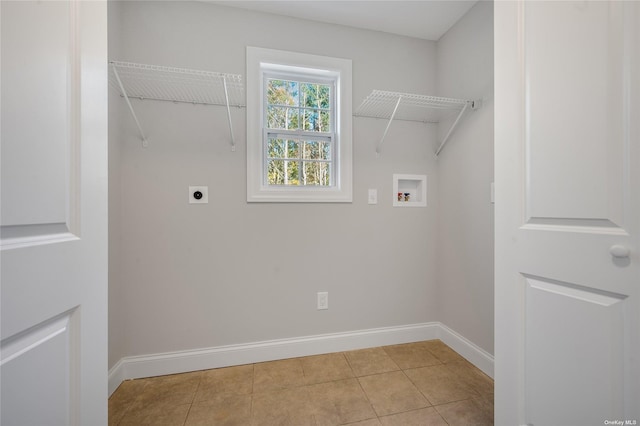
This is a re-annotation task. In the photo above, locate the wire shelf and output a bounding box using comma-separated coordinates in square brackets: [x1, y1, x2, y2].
[354, 90, 468, 123]
[354, 90, 477, 156]
[109, 61, 244, 149]
[109, 61, 245, 107]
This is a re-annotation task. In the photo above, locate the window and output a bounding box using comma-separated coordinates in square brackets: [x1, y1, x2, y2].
[265, 76, 333, 187]
[247, 47, 352, 202]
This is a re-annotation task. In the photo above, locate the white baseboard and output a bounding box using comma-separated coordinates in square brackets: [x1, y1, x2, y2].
[438, 323, 494, 379]
[108, 322, 493, 396]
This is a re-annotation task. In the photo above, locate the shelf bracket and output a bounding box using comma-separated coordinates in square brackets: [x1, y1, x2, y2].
[376, 95, 402, 155]
[111, 63, 148, 148]
[222, 77, 236, 152]
[434, 101, 470, 157]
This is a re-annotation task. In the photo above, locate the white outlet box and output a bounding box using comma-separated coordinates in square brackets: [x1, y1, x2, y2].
[393, 174, 427, 207]
[317, 292, 328, 310]
[189, 186, 208, 204]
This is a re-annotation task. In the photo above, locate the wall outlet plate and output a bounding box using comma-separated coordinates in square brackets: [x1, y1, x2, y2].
[317, 292, 328, 310]
[368, 189, 377, 205]
[189, 186, 208, 204]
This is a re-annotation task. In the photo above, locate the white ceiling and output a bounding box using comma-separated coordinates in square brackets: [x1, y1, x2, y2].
[210, 1, 478, 41]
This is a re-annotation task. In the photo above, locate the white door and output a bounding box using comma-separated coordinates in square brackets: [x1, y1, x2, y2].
[1, 1, 108, 425]
[495, 1, 639, 425]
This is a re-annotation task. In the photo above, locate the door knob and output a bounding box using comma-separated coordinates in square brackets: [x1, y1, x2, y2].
[609, 245, 631, 258]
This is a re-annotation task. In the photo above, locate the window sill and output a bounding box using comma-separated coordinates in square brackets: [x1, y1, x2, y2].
[246, 186, 352, 203]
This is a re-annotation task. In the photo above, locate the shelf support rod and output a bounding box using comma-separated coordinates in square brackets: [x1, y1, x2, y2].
[435, 101, 470, 157]
[111, 63, 148, 148]
[376, 95, 402, 155]
[222, 77, 236, 152]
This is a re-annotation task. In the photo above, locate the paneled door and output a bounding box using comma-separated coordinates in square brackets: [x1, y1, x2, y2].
[495, 2, 639, 425]
[1, 1, 108, 424]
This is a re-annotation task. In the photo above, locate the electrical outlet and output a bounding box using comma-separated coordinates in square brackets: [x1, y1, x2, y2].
[368, 189, 377, 205]
[317, 292, 328, 310]
[189, 186, 208, 204]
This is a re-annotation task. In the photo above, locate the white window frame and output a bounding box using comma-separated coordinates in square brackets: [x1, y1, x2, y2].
[246, 47, 352, 203]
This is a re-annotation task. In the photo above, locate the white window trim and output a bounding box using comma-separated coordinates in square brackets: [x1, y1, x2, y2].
[246, 47, 352, 203]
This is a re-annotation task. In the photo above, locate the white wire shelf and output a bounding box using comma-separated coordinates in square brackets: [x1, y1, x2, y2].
[354, 90, 479, 156]
[109, 61, 245, 107]
[109, 61, 245, 149]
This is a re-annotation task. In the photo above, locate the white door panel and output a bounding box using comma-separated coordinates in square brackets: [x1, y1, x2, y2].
[496, 1, 639, 425]
[1, 311, 76, 425]
[0, 1, 108, 425]
[1, 1, 72, 228]
[525, 1, 628, 225]
[525, 276, 626, 426]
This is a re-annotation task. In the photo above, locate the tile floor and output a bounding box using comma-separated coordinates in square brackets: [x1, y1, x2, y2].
[109, 340, 493, 426]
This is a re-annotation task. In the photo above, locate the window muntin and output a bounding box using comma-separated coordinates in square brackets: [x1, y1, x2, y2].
[264, 74, 334, 187]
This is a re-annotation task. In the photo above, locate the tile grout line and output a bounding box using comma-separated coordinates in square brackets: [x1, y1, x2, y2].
[115, 378, 150, 426]
[344, 353, 375, 421]
[399, 367, 435, 408]
[376, 405, 452, 425]
[249, 363, 256, 422]
[391, 343, 461, 424]
[181, 372, 204, 426]
[341, 349, 380, 423]
[353, 371, 378, 420]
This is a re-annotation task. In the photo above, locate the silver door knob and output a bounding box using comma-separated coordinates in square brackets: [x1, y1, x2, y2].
[609, 245, 631, 258]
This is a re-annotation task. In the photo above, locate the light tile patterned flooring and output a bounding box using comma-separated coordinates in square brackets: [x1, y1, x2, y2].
[109, 340, 493, 426]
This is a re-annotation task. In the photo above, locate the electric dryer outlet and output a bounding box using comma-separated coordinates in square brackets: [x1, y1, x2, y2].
[189, 186, 209, 204]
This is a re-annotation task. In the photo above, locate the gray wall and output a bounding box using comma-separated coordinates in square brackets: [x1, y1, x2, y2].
[108, 1, 442, 368]
[435, 0, 494, 355]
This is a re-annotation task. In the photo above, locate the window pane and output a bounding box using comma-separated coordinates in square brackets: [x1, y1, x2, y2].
[285, 160, 299, 185]
[267, 79, 299, 106]
[302, 109, 330, 132]
[319, 110, 330, 131]
[300, 83, 330, 108]
[302, 140, 331, 160]
[267, 106, 299, 130]
[302, 141, 319, 160]
[267, 160, 300, 185]
[267, 160, 285, 185]
[267, 139, 286, 159]
[301, 109, 316, 131]
[320, 141, 331, 160]
[302, 161, 331, 186]
[287, 140, 299, 159]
